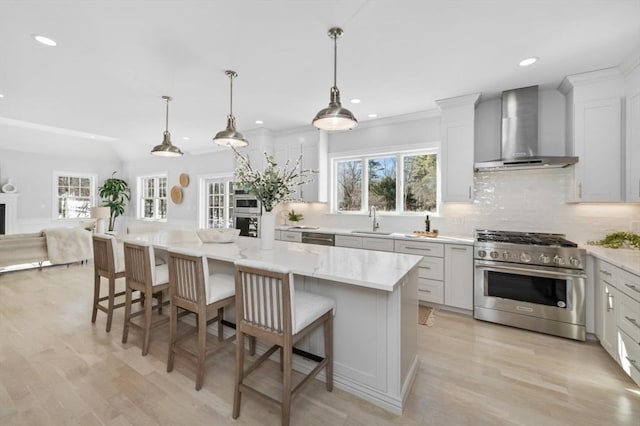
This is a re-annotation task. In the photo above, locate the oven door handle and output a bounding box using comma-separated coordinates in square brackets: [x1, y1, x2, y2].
[475, 260, 586, 278]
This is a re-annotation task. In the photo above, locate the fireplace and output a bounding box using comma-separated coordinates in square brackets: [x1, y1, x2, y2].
[0, 194, 18, 234]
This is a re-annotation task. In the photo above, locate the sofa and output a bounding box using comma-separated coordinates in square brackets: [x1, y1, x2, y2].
[0, 228, 93, 269]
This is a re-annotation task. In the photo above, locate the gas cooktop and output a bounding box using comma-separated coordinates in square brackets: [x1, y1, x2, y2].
[475, 230, 577, 247]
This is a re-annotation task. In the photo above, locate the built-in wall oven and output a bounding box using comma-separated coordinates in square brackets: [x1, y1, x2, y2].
[474, 230, 586, 341]
[233, 187, 261, 238]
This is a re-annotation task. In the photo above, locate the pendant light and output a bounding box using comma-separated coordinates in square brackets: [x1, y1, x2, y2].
[213, 70, 248, 147]
[151, 95, 183, 157]
[312, 27, 358, 131]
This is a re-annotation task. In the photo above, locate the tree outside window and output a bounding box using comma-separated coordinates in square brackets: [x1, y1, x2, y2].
[336, 160, 362, 211]
[55, 173, 95, 219]
[139, 175, 167, 220]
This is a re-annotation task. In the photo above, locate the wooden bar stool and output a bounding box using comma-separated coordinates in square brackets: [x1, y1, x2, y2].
[122, 240, 170, 356]
[166, 248, 236, 390]
[232, 259, 335, 426]
[91, 234, 126, 332]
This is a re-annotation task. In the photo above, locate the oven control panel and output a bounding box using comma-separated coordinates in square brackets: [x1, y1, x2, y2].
[475, 245, 584, 270]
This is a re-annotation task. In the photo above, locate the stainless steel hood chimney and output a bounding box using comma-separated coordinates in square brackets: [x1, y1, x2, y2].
[474, 85, 578, 171]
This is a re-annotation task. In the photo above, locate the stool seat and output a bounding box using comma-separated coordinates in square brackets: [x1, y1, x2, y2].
[207, 273, 235, 304]
[293, 291, 335, 334]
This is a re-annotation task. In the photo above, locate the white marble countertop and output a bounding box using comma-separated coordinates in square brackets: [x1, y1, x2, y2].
[277, 226, 474, 245]
[584, 245, 640, 276]
[123, 231, 423, 292]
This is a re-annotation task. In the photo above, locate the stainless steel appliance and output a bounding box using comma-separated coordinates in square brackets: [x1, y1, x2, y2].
[232, 187, 261, 237]
[235, 214, 260, 238]
[234, 194, 261, 215]
[301, 232, 335, 246]
[474, 230, 586, 341]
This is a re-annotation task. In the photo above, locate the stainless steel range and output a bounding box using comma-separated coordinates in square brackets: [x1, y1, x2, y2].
[474, 230, 587, 341]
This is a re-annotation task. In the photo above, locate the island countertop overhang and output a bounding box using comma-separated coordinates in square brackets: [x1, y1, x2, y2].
[123, 232, 423, 292]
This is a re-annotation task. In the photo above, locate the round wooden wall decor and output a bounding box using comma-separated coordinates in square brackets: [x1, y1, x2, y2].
[170, 186, 183, 204]
[179, 173, 190, 187]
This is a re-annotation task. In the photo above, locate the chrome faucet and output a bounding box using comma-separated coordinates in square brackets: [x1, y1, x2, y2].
[368, 205, 380, 232]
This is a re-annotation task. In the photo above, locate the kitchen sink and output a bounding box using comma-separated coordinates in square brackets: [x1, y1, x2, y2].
[351, 230, 392, 235]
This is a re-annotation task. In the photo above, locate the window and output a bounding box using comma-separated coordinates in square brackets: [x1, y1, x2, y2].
[54, 172, 96, 219]
[138, 175, 167, 220]
[333, 149, 438, 214]
[199, 175, 234, 228]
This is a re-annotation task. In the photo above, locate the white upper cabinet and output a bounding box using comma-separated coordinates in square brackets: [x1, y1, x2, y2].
[624, 57, 640, 202]
[274, 129, 328, 203]
[559, 68, 625, 202]
[436, 93, 480, 203]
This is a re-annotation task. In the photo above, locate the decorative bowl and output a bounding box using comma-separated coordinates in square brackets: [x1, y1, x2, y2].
[196, 228, 240, 243]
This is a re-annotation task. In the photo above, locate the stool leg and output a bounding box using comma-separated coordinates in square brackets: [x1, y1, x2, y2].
[106, 276, 115, 332]
[122, 285, 132, 344]
[232, 330, 245, 419]
[91, 273, 100, 324]
[217, 307, 224, 341]
[196, 311, 207, 390]
[141, 290, 153, 356]
[325, 314, 333, 392]
[282, 343, 292, 426]
[167, 301, 177, 373]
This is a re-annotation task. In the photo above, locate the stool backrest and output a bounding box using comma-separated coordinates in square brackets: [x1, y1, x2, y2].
[93, 234, 119, 275]
[123, 241, 157, 288]
[234, 259, 295, 336]
[167, 248, 209, 311]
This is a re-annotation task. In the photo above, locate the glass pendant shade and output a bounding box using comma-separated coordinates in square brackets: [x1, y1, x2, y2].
[213, 70, 248, 148]
[151, 96, 183, 157]
[312, 27, 358, 131]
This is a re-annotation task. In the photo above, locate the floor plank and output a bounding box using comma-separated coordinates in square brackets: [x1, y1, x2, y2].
[0, 263, 638, 425]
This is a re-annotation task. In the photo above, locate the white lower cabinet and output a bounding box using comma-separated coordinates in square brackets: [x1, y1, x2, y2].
[444, 244, 473, 310]
[335, 235, 363, 249]
[361, 237, 394, 252]
[394, 240, 447, 305]
[279, 230, 302, 243]
[595, 258, 640, 386]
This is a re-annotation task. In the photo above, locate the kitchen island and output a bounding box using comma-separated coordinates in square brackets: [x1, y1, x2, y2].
[124, 231, 422, 414]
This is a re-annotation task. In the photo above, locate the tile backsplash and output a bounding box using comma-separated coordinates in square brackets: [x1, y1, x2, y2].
[281, 167, 640, 245]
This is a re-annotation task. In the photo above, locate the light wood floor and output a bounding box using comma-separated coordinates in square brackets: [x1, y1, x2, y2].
[1, 263, 639, 425]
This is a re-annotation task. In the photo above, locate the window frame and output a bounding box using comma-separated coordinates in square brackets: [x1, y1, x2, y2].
[137, 173, 168, 221]
[329, 145, 440, 216]
[198, 173, 235, 229]
[52, 171, 98, 220]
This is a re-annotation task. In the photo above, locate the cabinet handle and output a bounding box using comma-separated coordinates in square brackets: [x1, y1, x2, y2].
[407, 246, 431, 251]
[607, 293, 614, 312]
[578, 182, 582, 199]
[423, 266, 432, 270]
[468, 186, 471, 199]
[626, 357, 640, 373]
[624, 283, 640, 295]
[451, 247, 467, 251]
[599, 269, 612, 276]
[625, 316, 640, 329]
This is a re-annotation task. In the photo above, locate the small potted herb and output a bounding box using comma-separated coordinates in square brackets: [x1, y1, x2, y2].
[288, 209, 304, 224]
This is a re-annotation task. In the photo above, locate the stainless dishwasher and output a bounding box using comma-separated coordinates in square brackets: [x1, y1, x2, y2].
[301, 232, 335, 246]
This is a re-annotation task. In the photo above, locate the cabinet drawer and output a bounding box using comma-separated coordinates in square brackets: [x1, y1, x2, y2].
[280, 231, 302, 242]
[418, 278, 444, 304]
[598, 260, 618, 283]
[394, 240, 444, 257]
[618, 269, 640, 302]
[334, 235, 363, 249]
[618, 292, 640, 345]
[619, 329, 640, 387]
[418, 257, 444, 280]
[362, 237, 394, 252]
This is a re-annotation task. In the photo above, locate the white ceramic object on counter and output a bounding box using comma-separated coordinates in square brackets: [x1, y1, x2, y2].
[1, 179, 17, 193]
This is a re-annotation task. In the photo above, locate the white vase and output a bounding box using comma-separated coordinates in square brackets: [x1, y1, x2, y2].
[2, 179, 17, 194]
[260, 211, 275, 250]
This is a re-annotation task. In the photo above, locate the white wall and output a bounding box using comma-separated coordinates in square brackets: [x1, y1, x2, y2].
[0, 148, 122, 232]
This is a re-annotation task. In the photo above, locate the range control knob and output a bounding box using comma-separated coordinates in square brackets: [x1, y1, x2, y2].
[520, 252, 532, 263]
[478, 249, 487, 258]
[489, 251, 499, 259]
[569, 257, 580, 267]
[553, 255, 565, 265]
[502, 251, 510, 260]
[539, 254, 551, 264]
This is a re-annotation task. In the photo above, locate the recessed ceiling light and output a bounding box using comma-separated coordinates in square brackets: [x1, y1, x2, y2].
[368, 113, 377, 118]
[350, 98, 361, 104]
[519, 57, 538, 67]
[0, 94, 4, 98]
[31, 34, 57, 46]
[182, 136, 191, 140]
[255, 120, 263, 125]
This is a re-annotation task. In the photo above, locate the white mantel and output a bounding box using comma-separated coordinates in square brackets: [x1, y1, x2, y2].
[0, 193, 19, 234]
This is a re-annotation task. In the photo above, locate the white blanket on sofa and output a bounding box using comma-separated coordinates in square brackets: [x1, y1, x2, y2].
[44, 228, 93, 265]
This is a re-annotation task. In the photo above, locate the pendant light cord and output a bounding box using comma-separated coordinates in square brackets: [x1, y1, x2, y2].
[229, 73, 234, 117]
[333, 33, 338, 88]
[165, 97, 170, 132]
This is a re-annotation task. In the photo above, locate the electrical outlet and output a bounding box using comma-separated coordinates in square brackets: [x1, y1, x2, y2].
[631, 221, 640, 233]
[450, 217, 464, 225]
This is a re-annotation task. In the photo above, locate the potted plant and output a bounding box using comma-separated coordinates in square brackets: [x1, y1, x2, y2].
[288, 209, 304, 224]
[98, 171, 131, 232]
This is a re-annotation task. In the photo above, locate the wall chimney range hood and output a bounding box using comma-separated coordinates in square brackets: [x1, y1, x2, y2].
[474, 85, 578, 171]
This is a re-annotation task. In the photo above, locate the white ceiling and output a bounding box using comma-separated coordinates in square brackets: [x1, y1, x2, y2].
[1, 0, 639, 161]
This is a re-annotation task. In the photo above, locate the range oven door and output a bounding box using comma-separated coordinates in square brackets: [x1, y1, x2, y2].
[474, 260, 586, 326]
[234, 214, 260, 238]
